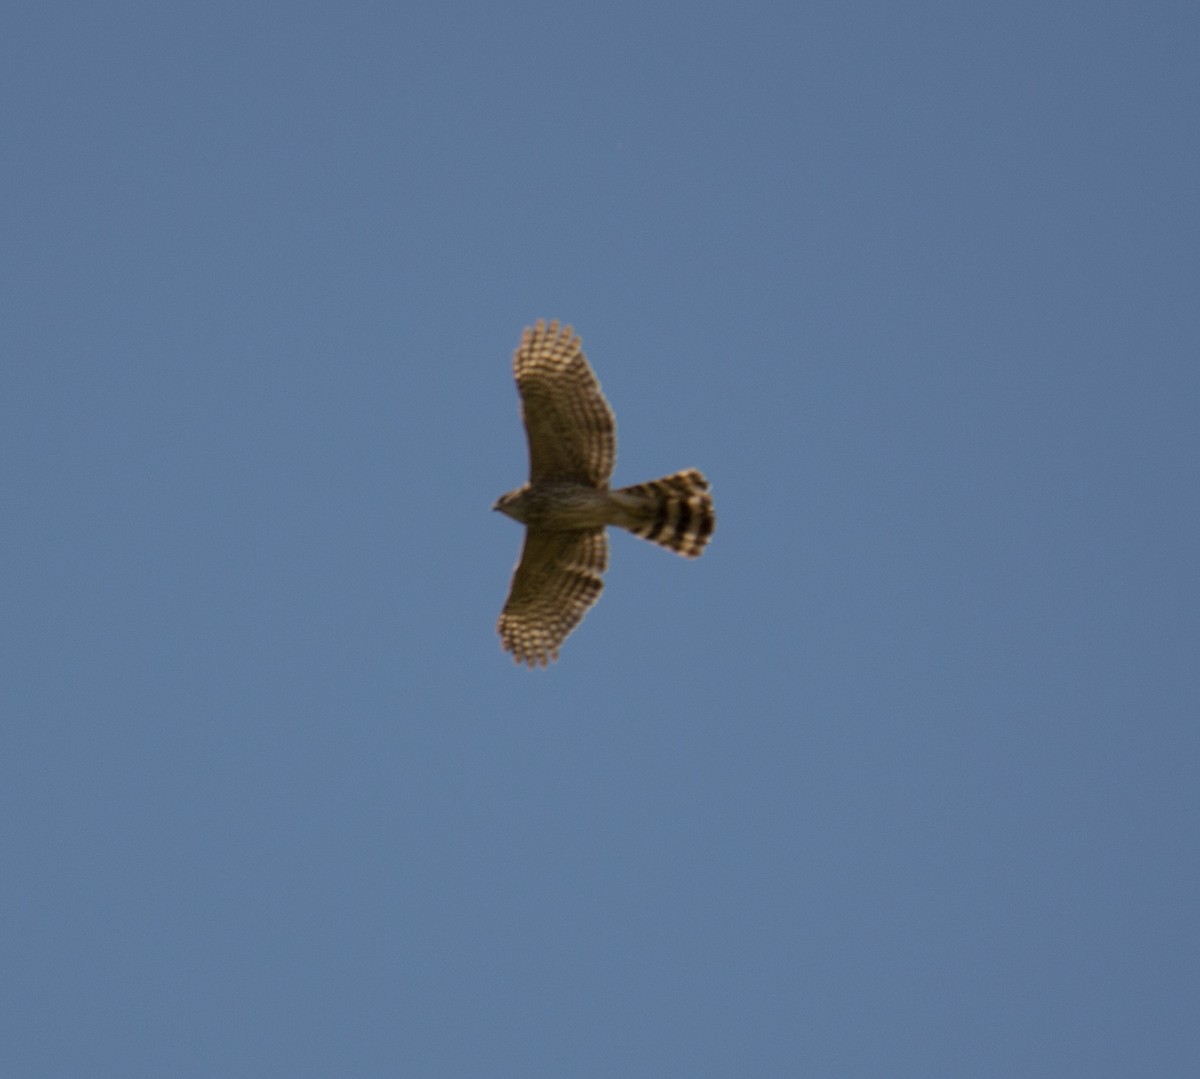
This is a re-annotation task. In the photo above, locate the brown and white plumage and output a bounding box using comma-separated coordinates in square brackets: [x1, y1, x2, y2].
[495, 320, 715, 667]
[496, 528, 608, 668]
[513, 320, 616, 486]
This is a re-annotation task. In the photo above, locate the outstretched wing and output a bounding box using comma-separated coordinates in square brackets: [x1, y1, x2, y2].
[514, 320, 616, 487]
[497, 527, 608, 667]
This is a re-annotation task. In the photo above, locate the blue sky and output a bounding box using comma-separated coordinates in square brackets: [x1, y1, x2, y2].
[3, 2, 1198, 1075]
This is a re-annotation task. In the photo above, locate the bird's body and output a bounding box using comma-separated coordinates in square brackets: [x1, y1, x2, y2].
[494, 482, 616, 530]
[494, 320, 715, 667]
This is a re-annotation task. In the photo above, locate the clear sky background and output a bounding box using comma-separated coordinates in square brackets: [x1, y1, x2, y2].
[3, 3, 1198, 1076]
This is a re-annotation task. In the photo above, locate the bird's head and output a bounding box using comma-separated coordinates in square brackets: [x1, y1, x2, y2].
[493, 486, 529, 522]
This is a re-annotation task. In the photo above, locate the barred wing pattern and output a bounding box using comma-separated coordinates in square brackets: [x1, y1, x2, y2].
[495, 320, 714, 667]
[514, 321, 616, 487]
[498, 528, 609, 668]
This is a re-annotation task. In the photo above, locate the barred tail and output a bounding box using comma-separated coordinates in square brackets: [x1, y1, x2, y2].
[612, 469, 715, 558]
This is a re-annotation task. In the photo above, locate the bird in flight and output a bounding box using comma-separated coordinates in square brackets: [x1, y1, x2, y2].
[494, 320, 715, 667]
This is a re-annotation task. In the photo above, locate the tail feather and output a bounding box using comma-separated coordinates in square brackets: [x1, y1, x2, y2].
[613, 469, 715, 558]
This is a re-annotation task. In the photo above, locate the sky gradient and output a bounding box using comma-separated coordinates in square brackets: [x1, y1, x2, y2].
[3, 3, 1198, 1075]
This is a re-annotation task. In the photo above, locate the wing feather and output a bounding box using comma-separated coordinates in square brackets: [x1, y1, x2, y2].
[514, 320, 616, 486]
[497, 528, 608, 667]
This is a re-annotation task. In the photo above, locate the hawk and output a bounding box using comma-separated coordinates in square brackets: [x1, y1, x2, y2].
[494, 320, 715, 667]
